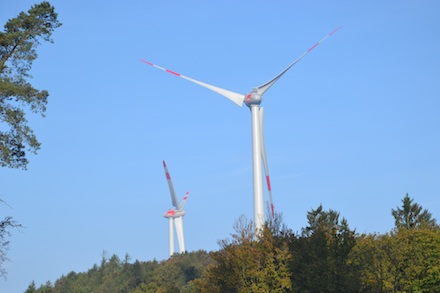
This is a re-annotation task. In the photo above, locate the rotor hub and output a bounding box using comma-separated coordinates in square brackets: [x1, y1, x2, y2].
[244, 88, 262, 108]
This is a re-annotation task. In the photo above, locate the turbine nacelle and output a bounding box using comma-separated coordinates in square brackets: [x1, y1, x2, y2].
[244, 88, 262, 108]
[163, 209, 186, 218]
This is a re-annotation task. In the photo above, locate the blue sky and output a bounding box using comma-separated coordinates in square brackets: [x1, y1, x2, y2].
[1, 0, 439, 291]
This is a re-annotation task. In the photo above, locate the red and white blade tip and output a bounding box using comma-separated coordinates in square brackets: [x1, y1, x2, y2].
[307, 27, 342, 53]
[140, 59, 182, 77]
[329, 26, 342, 35]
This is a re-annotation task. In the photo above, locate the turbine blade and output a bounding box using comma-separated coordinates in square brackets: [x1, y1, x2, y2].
[178, 192, 189, 211]
[140, 59, 245, 107]
[174, 216, 185, 253]
[256, 27, 341, 96]
[259, 108, 274, 218]
[163, 161, 179, 209]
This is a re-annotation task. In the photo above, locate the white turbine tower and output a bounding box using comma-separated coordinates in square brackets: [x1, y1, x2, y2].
[162, 160, 188, 256]
[145, 28, 340, 233]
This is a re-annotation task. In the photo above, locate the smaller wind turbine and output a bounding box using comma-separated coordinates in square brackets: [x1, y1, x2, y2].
[162, 160, 189, 256]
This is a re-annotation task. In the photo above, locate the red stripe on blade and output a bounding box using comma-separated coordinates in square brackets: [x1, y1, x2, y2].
[140, 60, 154, 66]
[307, 43, 319, 52]
[266, 176, 272, 191]
[166, 69, 181, 76]
[329, 27, 342, 35]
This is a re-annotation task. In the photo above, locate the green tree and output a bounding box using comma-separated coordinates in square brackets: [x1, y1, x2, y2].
[151, 251, 213, 292]
[133, 282, 159, 293]
[348, 233, 395, 292]
[1, 2, 60, 276]
[392, 193, 438, 231]
[349, 229, 440, 292]
[200, 215, 292, 293]
[0, 1, 61, 169]
[39, 251, 210, 293]
[301, 204, 340, 237]
[289, 205, 359, 292]
[25, 281, 38, 293]
[125, 260, 146, 290]
[396, 229, 440, 291]
[53, 271, 79, 293]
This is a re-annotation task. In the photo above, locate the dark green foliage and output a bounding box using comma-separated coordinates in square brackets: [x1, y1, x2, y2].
[25, 196, 439, 293]
[146, 250, 214, 292]
[0, 1, 61, 169]
[392, 193, 438, 231]
[24, 281, 37, 293]
[289, 205, 360, 293]
[26, 250, 213, 293]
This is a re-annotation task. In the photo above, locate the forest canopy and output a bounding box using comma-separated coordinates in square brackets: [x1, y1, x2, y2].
[25, 194, 440, 293]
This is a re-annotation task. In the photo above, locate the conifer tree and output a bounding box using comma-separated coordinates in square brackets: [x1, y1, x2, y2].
[0, 1, 61, 169]
[391, 193, 438, 230]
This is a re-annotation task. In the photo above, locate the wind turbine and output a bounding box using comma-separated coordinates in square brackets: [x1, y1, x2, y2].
[162, 160, 189, 256]
[144, 28, 340, 233]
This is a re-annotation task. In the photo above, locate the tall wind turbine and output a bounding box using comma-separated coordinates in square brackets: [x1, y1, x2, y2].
[162, 160, 188, 256]
[145, 28, 340, 232]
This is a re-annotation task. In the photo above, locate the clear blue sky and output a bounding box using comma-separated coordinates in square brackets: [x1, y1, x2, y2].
[1, 0, 439, 292]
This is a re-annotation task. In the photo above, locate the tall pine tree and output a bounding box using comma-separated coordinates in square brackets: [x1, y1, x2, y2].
[0, 1, 61, 169]
[391, 193, 438, 231]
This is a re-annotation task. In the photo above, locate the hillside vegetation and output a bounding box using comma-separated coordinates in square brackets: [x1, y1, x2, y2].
[25, 194, 440, 293]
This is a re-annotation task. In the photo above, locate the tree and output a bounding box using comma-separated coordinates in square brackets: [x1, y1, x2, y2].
[24, 281, 38, 293]
[0, 1, 61, 169]
[396, 229, 440, 291]
[349, 229, 440, 292]
[391, 193, 438, 231]
[200, 215, 293, 293]
[289, 205, 359, 292]
[348, 233, 396, 292]
[38, 251, 211, 293]
[0, 1, 61, 277]
[301, 204, 341, 237]
[0, 214, 22, 277]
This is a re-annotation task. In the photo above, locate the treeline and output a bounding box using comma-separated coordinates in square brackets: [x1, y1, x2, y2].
[26, 251, 214, 293]
[25, 194, 440, 292]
